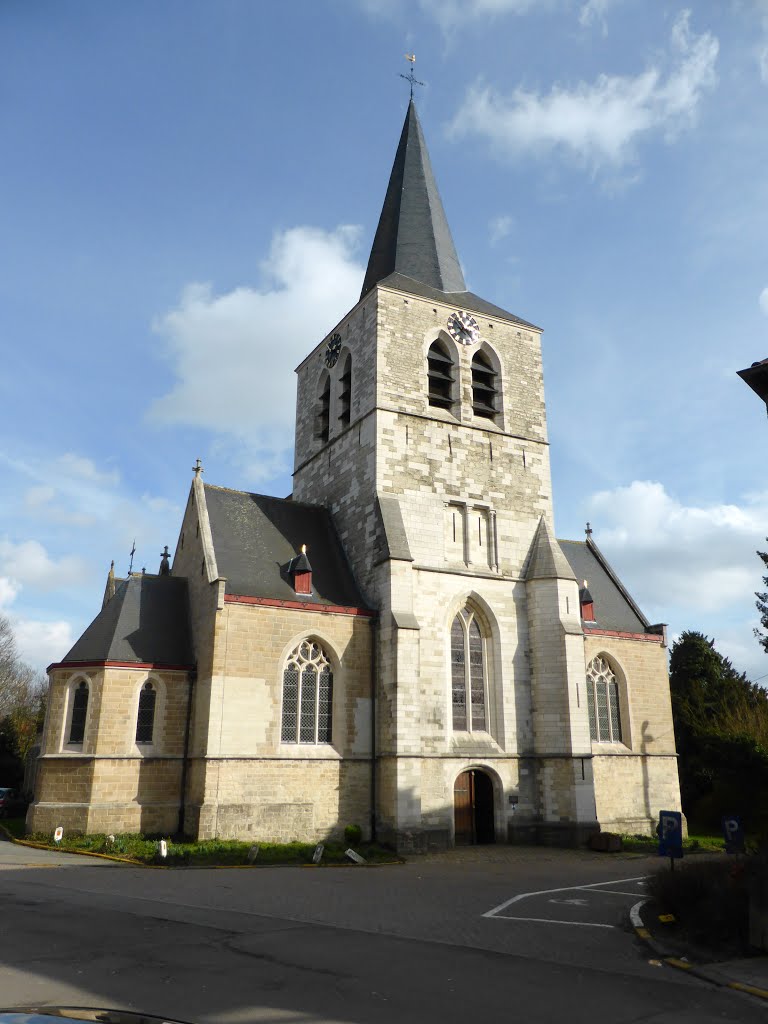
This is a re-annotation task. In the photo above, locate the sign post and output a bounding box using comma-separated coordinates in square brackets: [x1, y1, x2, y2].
[721, 814, 745, 854]
[657, 810, 683, 870]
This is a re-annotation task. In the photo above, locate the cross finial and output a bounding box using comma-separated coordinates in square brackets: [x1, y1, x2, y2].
[585, 522, 593, 537]
[400, 54, 424, 99]
[193, 458, 203, 477]
[159, 544, 171, 576]
[128, 539, 136, 575]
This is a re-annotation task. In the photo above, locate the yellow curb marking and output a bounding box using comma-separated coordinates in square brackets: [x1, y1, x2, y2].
[664, 958, 692, 970]
[728, 981, 768, 1000]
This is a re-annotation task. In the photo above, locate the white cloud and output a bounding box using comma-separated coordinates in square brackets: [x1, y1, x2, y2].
[0, 539, 88, 592]
[360, 0, 543, 28]
[759, 286, 768, 314]
[586, 480, 767, 614]
[0, 577, 20, 610]
[489, 214, 514, 243]
[13, 618, 73, 671]
[449, 11, 718, 173]
[150, 225, 363, 480]
[579, 0, 621, 33]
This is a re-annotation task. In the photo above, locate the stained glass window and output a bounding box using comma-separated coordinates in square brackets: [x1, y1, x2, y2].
[586, 655, 621, 743]
[136, 681, 157, 743]
[69, 681, 89, 744]
[281, 640, 333, 744]
[451, 608, 488, 733]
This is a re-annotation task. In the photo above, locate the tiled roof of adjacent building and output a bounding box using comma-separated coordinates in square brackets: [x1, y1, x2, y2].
[61, 574, 193, 666]
[204, 484, 367, 608]
[559, 538, 650, 634]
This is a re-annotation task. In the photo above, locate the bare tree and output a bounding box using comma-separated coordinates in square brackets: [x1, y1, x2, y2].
[0, 614, 47, 760]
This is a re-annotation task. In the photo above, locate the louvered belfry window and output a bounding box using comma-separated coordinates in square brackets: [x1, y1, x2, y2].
[338, 355, 352, 427]
[281, 639, 333, 744]
[451, 607, 487, 732]
[136, 681, 157, 743]
[69, 680, 89, 744]
[586, 655, 622, 743]
[427, 341, 455, 410]
[471, 351, 498, 419]
[317, 378, 330, 443]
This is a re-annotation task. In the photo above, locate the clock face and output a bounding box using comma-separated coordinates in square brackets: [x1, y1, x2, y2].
[325, 332, 342, 368]
[447, 310, 480, 346]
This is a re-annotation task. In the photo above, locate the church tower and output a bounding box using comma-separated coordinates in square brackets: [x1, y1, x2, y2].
[292, 99, 598, 848]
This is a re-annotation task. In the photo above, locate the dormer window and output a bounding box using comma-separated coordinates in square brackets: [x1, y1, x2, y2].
[471, 351, 498, 419]
[580, 581, 596, 622]
[290, 545, 313, 595]
[428, 341, 455, 410]
[338, 354, 352, 427]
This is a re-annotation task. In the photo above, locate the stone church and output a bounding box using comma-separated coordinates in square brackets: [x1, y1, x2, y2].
[28, 100, 683, 850]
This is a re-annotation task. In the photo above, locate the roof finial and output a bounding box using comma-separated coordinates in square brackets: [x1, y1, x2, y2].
[400, 54, 424, 99]
[193, 458, 204, 478]
[128, 539, 136, 575]
[585, 522, 593, 537]
[301, 544, 307, 554]
[159, 545, 171, 576]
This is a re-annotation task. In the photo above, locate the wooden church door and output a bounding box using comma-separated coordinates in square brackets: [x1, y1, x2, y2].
[454, 770, 495, 845]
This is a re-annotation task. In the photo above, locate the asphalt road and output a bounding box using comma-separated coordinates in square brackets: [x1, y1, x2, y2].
[0, 837, 763, 1024]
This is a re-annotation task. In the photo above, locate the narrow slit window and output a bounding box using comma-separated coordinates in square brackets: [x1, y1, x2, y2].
[317, 378, 330, 444]
[69, 681, 89, 744]
[136, 681, 157, 743]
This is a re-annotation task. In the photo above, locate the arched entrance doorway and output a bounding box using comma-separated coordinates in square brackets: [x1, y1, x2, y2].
[453, 769, 495, 845]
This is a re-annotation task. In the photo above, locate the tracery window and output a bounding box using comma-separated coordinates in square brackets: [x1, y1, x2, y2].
[68, 680, 89, 744]
[281, 639, 333, 744]
[338, 354, 352, 427]
[586, 655, 622, 743]
[471, 351, 498, 419]
[451, 607, 487, 732]
[427, 340, 455, 410]
[136, 681, 157, 744]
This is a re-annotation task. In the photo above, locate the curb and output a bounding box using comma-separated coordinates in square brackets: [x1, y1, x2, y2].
[630, 899, 768, 1001]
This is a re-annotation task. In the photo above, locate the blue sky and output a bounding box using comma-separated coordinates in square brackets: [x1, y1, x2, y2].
[3, 0, 768, 681]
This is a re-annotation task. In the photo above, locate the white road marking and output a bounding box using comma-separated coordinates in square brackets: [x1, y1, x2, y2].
[490, 915, 616, 929]
[483, 880, 651, 921]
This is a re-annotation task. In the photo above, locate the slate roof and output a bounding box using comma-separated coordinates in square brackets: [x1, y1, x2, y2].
[61, 574, 193, 666]
[204, 485, 366, 608]
[559, 539, 649, 634]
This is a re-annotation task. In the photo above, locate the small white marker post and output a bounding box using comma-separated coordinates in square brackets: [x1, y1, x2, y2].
[159, 839, 168, 859]
[247, 845, 260, 863]
[53, 826, 63, 844]
[313, 843, 324, 864]
[345, 848, 366, 864]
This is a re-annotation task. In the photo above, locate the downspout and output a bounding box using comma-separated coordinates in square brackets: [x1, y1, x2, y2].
[370, 620, 377, 843]
[177, 667, 196, 836]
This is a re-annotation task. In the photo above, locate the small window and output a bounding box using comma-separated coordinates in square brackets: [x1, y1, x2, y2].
[428, 341, 455, 410]
[69, 681, 89, 744]
[338, 355, 352, 427]
[136, 681, 157, 744]
[586, 655, 622, 743]
[471, 351, 498, 419]
[451, 608, 487, 732]
[316, 378, 330, 444]
[281, 639, 333, 744]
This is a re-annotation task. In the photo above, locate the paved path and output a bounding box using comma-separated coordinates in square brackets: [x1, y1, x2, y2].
[0, 837, 763, 1024]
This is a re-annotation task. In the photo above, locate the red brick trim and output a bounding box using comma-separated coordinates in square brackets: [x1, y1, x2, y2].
[583, 628, 663, 643]
[224, 594, 375, 617]
[47, 660, 195, 673]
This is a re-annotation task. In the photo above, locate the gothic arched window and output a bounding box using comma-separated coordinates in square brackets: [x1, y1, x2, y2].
[338, 354, 352, 427]
[427, 340, 455, 411]
[450, 607, 487, 732]
[281, 639, 333, 744]
[471, 350, 498, 419]
[136, 681, 157, 743]
[586, 655, 622, 743]
[68, 680, 89, 744]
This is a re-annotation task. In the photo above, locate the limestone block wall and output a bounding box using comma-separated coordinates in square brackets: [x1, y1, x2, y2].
[28, 665, 191, 835]
[583, 633, 682, 834]
[187, 601, 374, 840]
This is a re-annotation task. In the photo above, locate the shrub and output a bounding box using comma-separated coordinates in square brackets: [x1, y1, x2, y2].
[344, 824, 362, 846]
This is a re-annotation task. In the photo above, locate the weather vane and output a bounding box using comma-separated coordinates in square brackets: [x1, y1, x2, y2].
[400, 54, 424, 98]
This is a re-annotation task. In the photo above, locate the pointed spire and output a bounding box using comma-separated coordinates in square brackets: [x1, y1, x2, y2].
[525, 517, 577, 582]
[361, 99, 465, 300]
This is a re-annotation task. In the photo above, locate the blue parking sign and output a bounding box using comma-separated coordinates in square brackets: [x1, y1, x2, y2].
[658, 810, 683, 859]
[721, 814, 745, 854]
